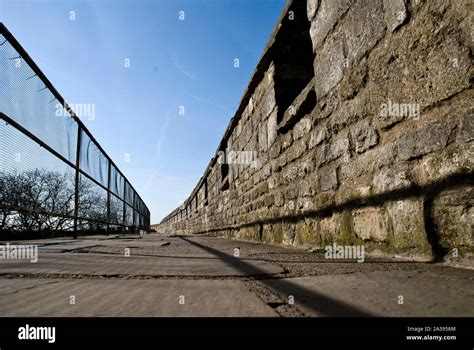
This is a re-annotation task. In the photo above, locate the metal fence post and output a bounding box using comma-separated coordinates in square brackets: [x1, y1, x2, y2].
[132, 194, 136, 233]
[123, 180, 127, 233]
[106, 162, 111, 235]
[73, 124, 82, 239]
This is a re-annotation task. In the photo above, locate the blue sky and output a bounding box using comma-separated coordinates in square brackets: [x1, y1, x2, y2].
[0, 0, 285, 223]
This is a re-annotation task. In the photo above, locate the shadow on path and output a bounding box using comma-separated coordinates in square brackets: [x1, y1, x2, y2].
[179, 236, 375, 317]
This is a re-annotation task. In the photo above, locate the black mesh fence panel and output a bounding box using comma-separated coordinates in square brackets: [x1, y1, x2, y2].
[109, 193, 124, 225]
[0, 120, 76, 235]
[79, 131, 109, 189]
[0, 24, 150, 237]
[78, 174, 108, 223]
[124, 181, 134, 207]
[125, 204, 134, 227]
[0, 33, 78, 164]
[110, 165, 125, 200]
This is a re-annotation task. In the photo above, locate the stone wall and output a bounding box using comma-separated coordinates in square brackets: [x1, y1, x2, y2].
[156, 0, 473, 265]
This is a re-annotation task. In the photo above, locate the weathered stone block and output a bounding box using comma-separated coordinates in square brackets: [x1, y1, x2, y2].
[298, 159, 315, 177]
[243, 121, 253, 144]
[307, 0, 320, 21]
[281, 130, 293, 150]
[286, 139, 308, 163]
[309, 0, 353, 50]
[247, 133, 258, 153]
[283, 166, 298, 183]
[274, 191, 285, 207]
[319, 215, 337, 242]
[330, 138, 350, 159]
[335, 185, 371, 205]
[235, 120, 242, 138]
[267, 109, 278, 148]
[315, 90, 340, 122]
[331, 90, 371, 133]
[344, 0, 386, 64]
[269, 141, 281, 159]
[373, 167, 412, 195]
[339, 58, 368, 101]
[313, 191, 335, 210]
[260, 91, 277, 120]
[340, 143, 396, 179]
[262, 164, 272, 180]
[314, 30, 345, 98]
[430, 184, 474, 254]
[277, 153, 288, 168]
[317, 166, 339, 192]
[300, 179, 313, 197]
[352, 207, 390, 241]
[283, 200, 296, 212]
[293, 117, 312, 140]
[258, 122, 268, 152]
[334, 211, 360, 244]
[284, 186, 298, 200]
[241, 98, 253, 122]
[385, 199, 431, 254]
[309, 122, 330, 149]
[282, 222, 296, 246]
[369, 17, 471, 113]
[294, 217, 320, 247]
[398, 122, 456, 161]
[257, 182, 269, 196]
[315, 137, 350, 167]
[383, 0, 408, 32]
[262, 223, 283, 244]
[268, 176, 278, 190]
[351, 119, 379, 153]
[412, 144, 473, 187]
[239, 225, 261, 242]
[459, 113, 474, 143]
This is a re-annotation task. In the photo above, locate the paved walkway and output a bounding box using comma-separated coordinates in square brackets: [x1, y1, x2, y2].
[0, 234, 472, 317]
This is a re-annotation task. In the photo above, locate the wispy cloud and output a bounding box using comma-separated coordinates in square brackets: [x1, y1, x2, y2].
[186, 92, 231, 112]
[154, 112, 171, 160]
[172, 57, 197, 80]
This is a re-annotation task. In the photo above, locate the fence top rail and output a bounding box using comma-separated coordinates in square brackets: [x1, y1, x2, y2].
[0, 22, 149, 217]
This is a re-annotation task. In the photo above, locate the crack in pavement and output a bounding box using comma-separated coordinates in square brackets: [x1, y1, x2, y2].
[243, 280, 306, 317]
[0, 272, 291, 281]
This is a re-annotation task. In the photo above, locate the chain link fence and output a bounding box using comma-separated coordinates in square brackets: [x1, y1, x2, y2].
[0, 23, 150, 238]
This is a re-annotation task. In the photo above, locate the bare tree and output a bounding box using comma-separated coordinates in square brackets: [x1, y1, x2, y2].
[0, 169, 114, 236]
